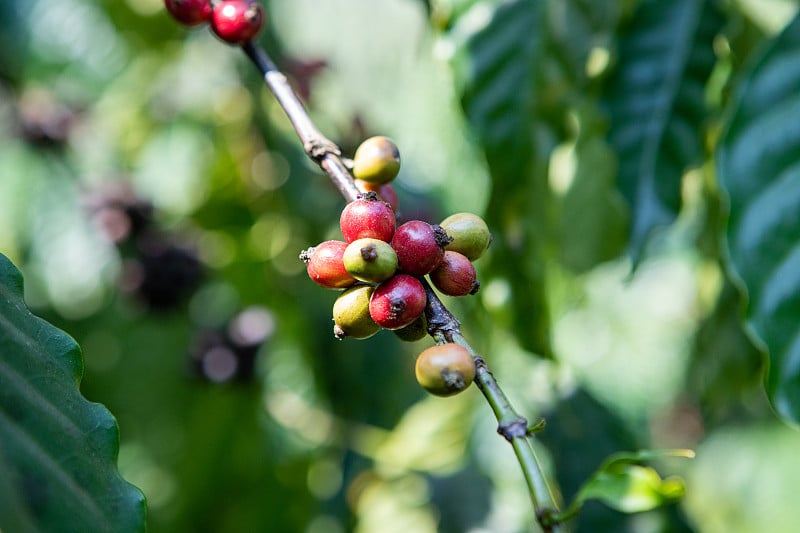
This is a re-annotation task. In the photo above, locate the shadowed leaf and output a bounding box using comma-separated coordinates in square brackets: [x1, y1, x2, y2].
[0, 254, 146, 532]
[604, 0, 722, 262]
[717, 13, 800, 423]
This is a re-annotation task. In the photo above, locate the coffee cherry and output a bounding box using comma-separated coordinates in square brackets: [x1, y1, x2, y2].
[333, 285, 380, 339]
[165, 0, 212, 26]
[342, 238, 398, 283]
[439, 212, 492, 261]
[211, 0, 264, 44]
[340, 192, 396, 243]
[393, 313, 428, 342]
[391, 221, 450, 276]
[125, 239, 204, 310]
[302, 240, 356, 289]
[369, 274, 426, 330]
[353, 136, 400, 184]
[415, 343, 475, 397]
[429, 251, 479, 297]
[355, 179, 399, 213]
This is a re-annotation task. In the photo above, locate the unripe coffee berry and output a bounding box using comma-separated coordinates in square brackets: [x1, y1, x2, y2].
[355, 179, 399, 213]
[391, 221, 450, 276]
[415, 343, 475, 397]
[353, 136, 401, 185]
[302, 240, 355, 289]
[333, 285, 380, 339]
[429, 251, 480, 296]
[369, 274, 426, 330]
[211, 0, 264, 44]
[393, 313, 428, 342]
[439, 212, 492, 261]
[340, 192, 396, 243]
[342, 238, 398, 283]
[165, 0, 212, 25]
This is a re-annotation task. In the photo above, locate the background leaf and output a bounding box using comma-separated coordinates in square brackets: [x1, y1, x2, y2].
[571, 449, 693, 515]
[0, 254, 145, 532]
[717, 12, 800, 423]
[604, 0, 722, 262]
[445, 0, 552, 355]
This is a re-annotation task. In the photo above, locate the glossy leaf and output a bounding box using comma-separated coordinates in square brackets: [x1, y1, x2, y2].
[0, 254, 146, 532]
[570, 449, 694, 515]
[446, 0, 553, 355]
[448, 0, 543, 178]
[717, 13, 800, 423]
[604, 0, 722, 262]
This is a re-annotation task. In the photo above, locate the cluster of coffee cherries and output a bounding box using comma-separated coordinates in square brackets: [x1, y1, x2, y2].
[301, 137, 491, 396]
[164, 0, 265, 44]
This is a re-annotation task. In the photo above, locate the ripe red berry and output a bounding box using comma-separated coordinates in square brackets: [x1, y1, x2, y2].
[301, 240, 355, 289]
[339, 192, 396, 243]
[211, 0, 264, 44]
[165, 0, 212, 26]
[369, 274, 426, 330]
[355, 179, 399, 213]
[391, 221, 449, 276]
[429, 251, 480, 296]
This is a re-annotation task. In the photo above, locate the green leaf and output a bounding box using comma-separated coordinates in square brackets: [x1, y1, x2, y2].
[604, 0, 722, 262]
[0, 254, 146, 532]
[571, 449, 693, 515]
[717, 13, 800, 423]
[446, 0, 553, 355]
[449, 0, 543, 177]
[552, 107, 629, 272]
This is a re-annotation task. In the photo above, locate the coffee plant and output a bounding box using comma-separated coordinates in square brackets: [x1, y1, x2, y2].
[3, 1, 800, 531]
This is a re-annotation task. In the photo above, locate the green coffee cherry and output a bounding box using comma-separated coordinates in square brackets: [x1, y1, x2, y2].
[352, 136, 401, 184]
[393, 313, 428, 342]
[439, 212, 491, 261]
[415, 343, 476, 396]
[332, 285, 380, 339]
[343, 238, 398, 283]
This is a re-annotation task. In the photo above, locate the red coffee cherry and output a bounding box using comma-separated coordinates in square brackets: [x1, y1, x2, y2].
[355, 179, 399, 213]
[333, 285, 380, 340]
[339, 192, 396, 243]
[165, 0, 212, 26]
[353, 136, 400, 185]
[342, 238, 398, 283]
[301, 240, 355, 289]
[415, 343, 475, 397]
[369, 274, 426, 330]
[391, 221, 450, 276]
[429, 251, 479, 296]
[211, 0, 264, 44]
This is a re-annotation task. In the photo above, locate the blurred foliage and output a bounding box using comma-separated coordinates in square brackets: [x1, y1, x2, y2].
[2, 0, 800, 532]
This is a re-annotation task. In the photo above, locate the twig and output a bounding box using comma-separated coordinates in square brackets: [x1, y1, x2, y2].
[241, 40, 565, 532]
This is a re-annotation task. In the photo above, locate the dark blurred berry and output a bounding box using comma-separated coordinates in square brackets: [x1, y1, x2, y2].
[188, 306, 275, 383]
[85, 184, 154, 245]
[16, 88, 79, 148]
[122, 238, 204, 311]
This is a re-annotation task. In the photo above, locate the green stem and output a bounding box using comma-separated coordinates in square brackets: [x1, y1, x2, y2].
[451, 331, 564, 532]
[241, 41, 566, 533]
